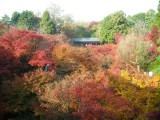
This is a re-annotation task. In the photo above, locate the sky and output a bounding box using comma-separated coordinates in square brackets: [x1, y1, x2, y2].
[0, 0, 159, 22]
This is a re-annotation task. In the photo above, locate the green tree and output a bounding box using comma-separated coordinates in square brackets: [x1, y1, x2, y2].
[127, 10, 156, 32]
[158, 0, 160, 12]
[147, 55, 160, 74]
[39, 10, 56, 34]
[0, 14, 11, 25]
[127, 15, 135, 28]
[145, 9, 156, 29]
[130, 12, 146, 23]
[154, 0, 160, 28]
[127, 12, 146, 30]
[17, 10, 38, 30]
[74, 26, 91, 38]
[11, 11, 20, 26]
[129, 20, 148, 36]
[88, 21, 99, 37]
[98, 11, 128, 43]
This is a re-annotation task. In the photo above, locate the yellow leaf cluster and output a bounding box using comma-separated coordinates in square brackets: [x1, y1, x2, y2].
[120, 70, 160, 88]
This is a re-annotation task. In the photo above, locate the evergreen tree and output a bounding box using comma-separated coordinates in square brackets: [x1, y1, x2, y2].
[154, 0, 160, 28]
[39, 10, 56, 34]
[11, 11, 20, 26]
[17, 10, 38, 30]
[0, 14, 11, 25]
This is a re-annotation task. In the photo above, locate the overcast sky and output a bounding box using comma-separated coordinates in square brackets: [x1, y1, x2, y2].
[0, 0, 159, 22]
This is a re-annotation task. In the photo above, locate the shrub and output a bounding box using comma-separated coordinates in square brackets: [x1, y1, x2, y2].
[51, 69, 134, 119]
[109, 70, 160, 119]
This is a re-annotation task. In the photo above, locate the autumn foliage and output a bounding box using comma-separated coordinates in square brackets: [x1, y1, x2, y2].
[114, 33, 122, 44]
[51, 69, 134, 119]
[0, 28, 56, 77]
[144, 25, 160, 44]
[29, 50, 55, 67]
[0, 46, 21, 80]
[0, 23, 9, 36]
[1, 26, 160, 120]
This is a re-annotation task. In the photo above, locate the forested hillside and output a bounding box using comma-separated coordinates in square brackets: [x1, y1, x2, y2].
[1, 2, 160, 120]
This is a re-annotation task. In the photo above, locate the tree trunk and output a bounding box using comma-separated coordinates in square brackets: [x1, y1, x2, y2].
[137, 65, 140, 72]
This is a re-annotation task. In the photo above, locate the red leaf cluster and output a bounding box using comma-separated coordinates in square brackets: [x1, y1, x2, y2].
[88, 44, 116, 60]
[114, 33, 122, 44]
[144, 25, 160, 45]
[0, 28, 55, 69]
[0, 37, 12, 50]
[29, 50, 55, 67]
[0, 46, 21, 79]
[52, 70, 132, 119]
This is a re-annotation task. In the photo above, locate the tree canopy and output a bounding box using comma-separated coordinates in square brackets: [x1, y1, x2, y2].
[0, 14, 11, 25]
[17, 10, 38, 30]
[98, 11, 128, 43]
[11, 11, 20, 26]
[154, 0, 160, 29]
[39, 10, 56, 34]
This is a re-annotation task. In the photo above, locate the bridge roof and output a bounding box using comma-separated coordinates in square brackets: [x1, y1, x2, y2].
[71, 38, 100, 43]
